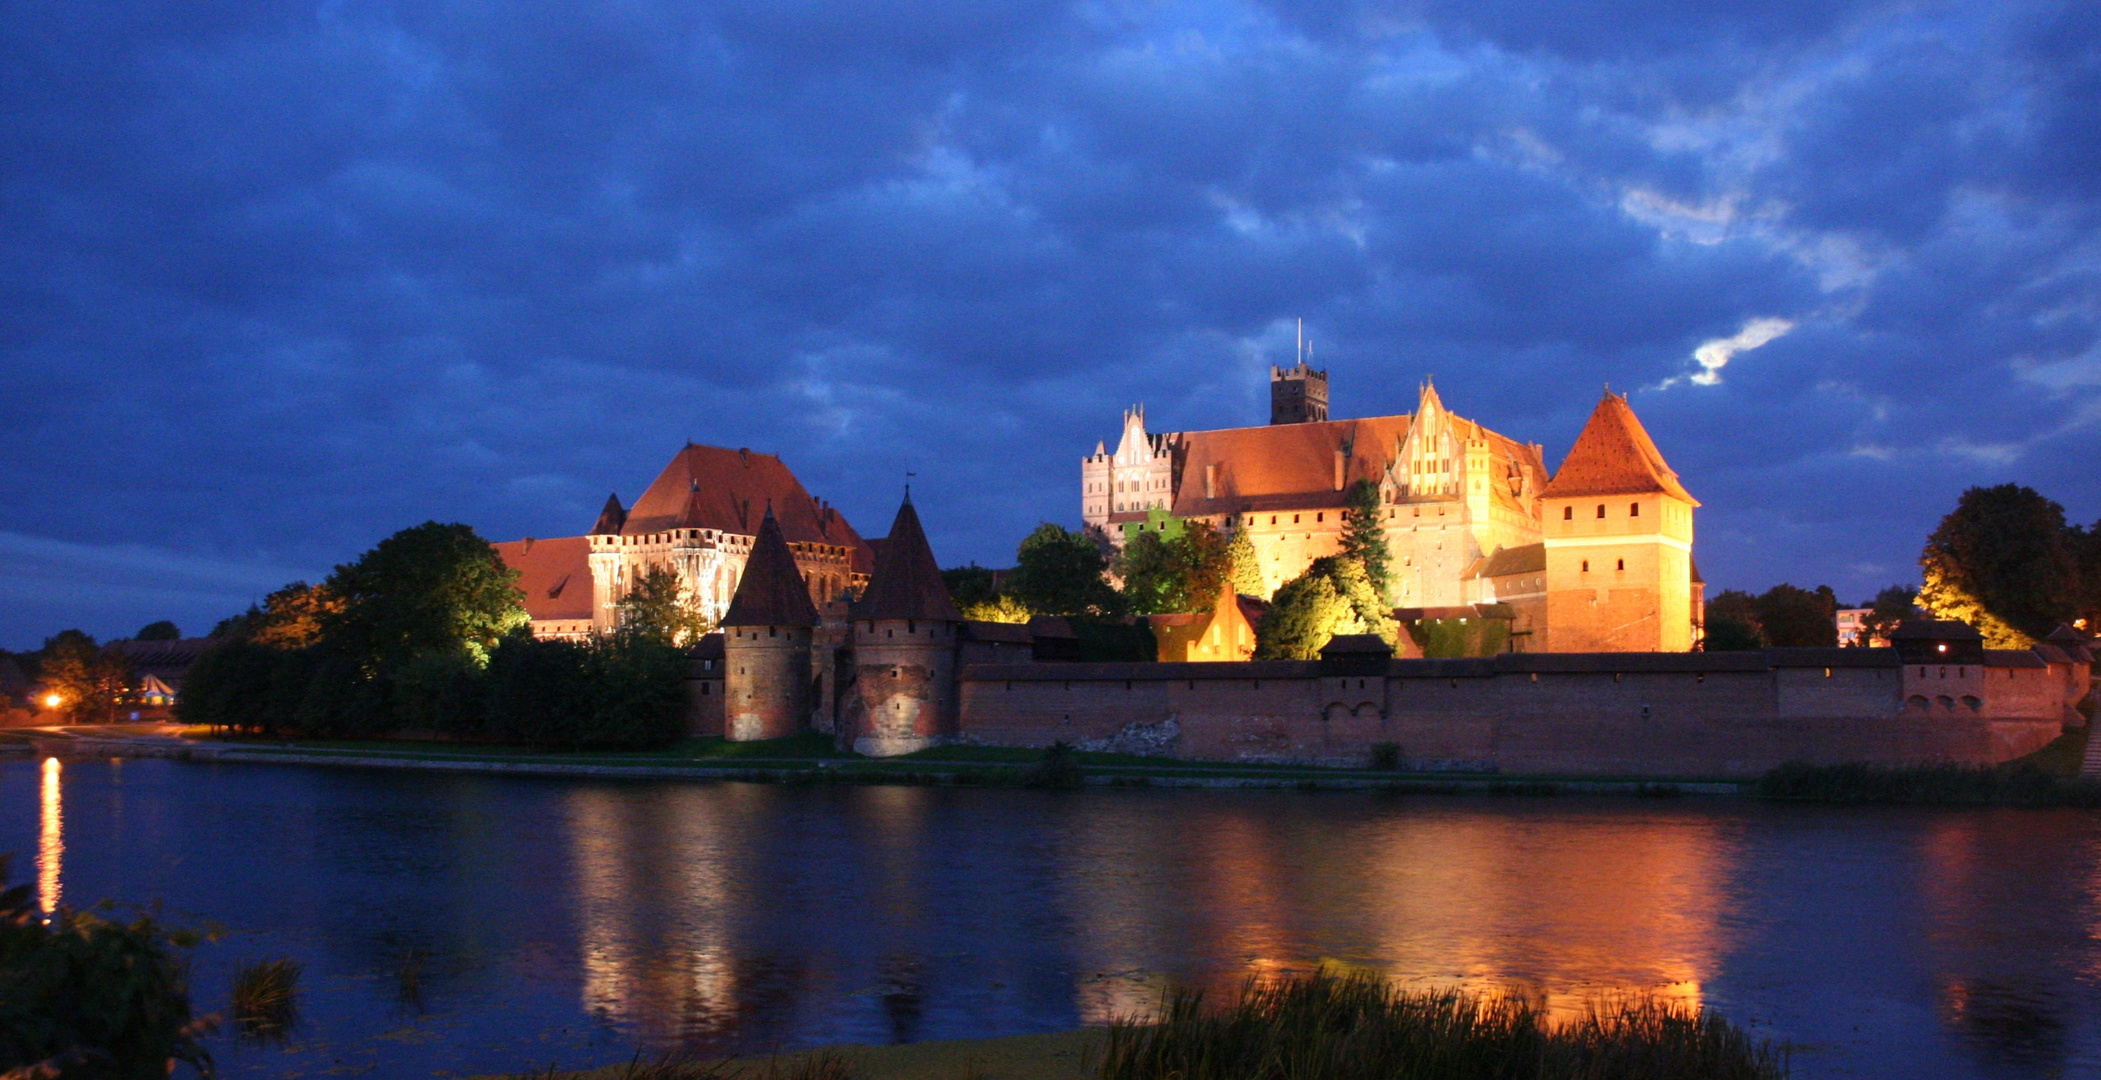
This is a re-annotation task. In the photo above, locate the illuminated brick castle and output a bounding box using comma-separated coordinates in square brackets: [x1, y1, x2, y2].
[1083, 367, 1703, 651]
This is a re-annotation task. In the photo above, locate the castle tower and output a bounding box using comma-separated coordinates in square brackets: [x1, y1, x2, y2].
[1540, 392, 1700, 652]
[586, 493, 627, 634]
[721, 508, 819, 740]
[1270, 363, 1329, 424]
[850, 494, 963, 757]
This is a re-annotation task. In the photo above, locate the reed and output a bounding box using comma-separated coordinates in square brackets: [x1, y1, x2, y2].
[1094, 969, 1787, 1080]
[230, 958, 302, 1041]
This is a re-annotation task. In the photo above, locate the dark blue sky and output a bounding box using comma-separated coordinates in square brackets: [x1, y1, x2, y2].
[4, 0, 2098, 648]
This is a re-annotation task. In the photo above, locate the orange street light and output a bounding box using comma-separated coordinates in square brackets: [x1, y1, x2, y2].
[42, 693, 61, 709]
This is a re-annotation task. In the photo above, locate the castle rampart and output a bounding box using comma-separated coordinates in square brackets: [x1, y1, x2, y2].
[951, 648, 2065, 778]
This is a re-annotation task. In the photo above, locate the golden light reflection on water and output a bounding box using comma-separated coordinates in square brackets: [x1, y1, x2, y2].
[569, 785, 744, 1043]
[37, 757, 60, 916]
[1069, 803, 1728, 1023]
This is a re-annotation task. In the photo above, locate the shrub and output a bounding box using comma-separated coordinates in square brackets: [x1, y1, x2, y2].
[1026, 742, 1086, 789]
[0, 857, 213, 1079]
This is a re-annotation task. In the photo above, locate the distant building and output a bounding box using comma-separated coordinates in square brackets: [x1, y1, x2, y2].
[496, 444, 874, 639]
[1837, 608, 1874, 647]
[1083, 372, 1703, 652]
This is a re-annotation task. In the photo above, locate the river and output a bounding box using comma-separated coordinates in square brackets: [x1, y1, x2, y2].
[4, 757, 2098, 1078]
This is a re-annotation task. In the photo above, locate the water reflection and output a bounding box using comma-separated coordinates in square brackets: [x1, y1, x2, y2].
[37, 757, 59, 915]
[9, 762, 2101, 1080]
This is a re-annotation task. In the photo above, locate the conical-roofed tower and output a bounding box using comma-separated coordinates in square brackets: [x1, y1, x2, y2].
[850, 494, 962, 756]
[1540, 392, 1700, 652]
[721, 508, 819, 740]
[587, 494, 628, 633]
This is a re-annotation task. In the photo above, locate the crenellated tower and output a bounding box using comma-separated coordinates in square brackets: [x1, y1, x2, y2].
[586, 493, 627, 634]
[1270, 362, 1329, 424]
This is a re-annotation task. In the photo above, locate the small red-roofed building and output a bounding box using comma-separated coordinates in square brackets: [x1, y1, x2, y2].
[1538, 391, 1702, 652]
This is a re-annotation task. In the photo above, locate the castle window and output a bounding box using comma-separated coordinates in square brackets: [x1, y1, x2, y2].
[1293, 514, 1301, 524]
[1630, 503, 1640, 517]
[1582, 560, 1590, 572]
[1271, 515, 1277, 525]
[1596, 504, 1606, 519]
[1563, 507, 1572, 521]
[1616, 559, 1624, 571]
[1316, 513, 1323, 523]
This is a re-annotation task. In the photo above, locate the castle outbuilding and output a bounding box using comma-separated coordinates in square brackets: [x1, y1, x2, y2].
[721, 508, 820, 741]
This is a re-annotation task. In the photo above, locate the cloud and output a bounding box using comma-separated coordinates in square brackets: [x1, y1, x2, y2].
[0, 0, 2099, 639]
[1679, 316, 1798, 386]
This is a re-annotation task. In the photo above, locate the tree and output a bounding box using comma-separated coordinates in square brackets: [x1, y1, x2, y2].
[213, 581, 343, 649]
[959, 595, 1032, 623]
[37, 631, 130, 722]
[1703, 590, 1763, 651]
[1859, 584, 1919, 646]
[1339, 479, 1391, 600]
[1007, 523, 1122, 616]
[1918, 484, 2079, 646]
[1254, 556, 1396, 659]
[1114, 529, 1182, 615]
[133, 621, 180, 642]
[1753, 584, 1839, 647]
[615, 567, 713, 646]
[1225, 527, 1263, 599]
[1114, 520, 1230, 615]
[321, 522, 528, 668]
[940, 565, 1002, 610]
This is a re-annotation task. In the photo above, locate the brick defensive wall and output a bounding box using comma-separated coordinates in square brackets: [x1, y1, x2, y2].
[953, 644, 2074, 778]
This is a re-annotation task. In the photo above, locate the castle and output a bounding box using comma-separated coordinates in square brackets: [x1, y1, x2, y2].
[1083, 367, 1704, 652]
[494, 443, 873, 641]
[491, 428, 2089, 777]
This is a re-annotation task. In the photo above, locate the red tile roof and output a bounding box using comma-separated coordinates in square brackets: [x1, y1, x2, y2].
[493, 536, 594, 622]
[856, 498, 962, 622]
[1541, 393, 1696, 503]
[622, 444, 874, 573]
[721, 510, 820, 628]
[1171, 416, 1414, 516]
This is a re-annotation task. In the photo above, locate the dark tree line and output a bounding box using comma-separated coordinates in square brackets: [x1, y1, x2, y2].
[180, 522, 689, 748]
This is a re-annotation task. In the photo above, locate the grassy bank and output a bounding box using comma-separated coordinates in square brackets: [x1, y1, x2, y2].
[1756, 759, 2101, 806]
[490, 971, 1784, 1080]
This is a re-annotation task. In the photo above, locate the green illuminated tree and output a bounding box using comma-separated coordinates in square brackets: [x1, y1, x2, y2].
[1339, 479, 1391, 601]
[1254, 556, 1396, 659]
[1008, 523, 1122, 616]
[1918, 484, 2079, 646]
[616, 567, 713, 646]
[321, 522, 528, 668]
[1225, 527, 1263, 599]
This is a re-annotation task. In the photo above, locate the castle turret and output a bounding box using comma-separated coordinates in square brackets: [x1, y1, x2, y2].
[1540, 392, 1700, 652]
[721, 508, 819, 740]
[850, 494, 963, 757]
[587, 493, 626, 634]
[1270, 362, 1329, 424]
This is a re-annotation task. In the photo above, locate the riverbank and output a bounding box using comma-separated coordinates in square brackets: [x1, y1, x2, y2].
[0, 725, 1746, 795]
[9, 722, 2099, 803]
